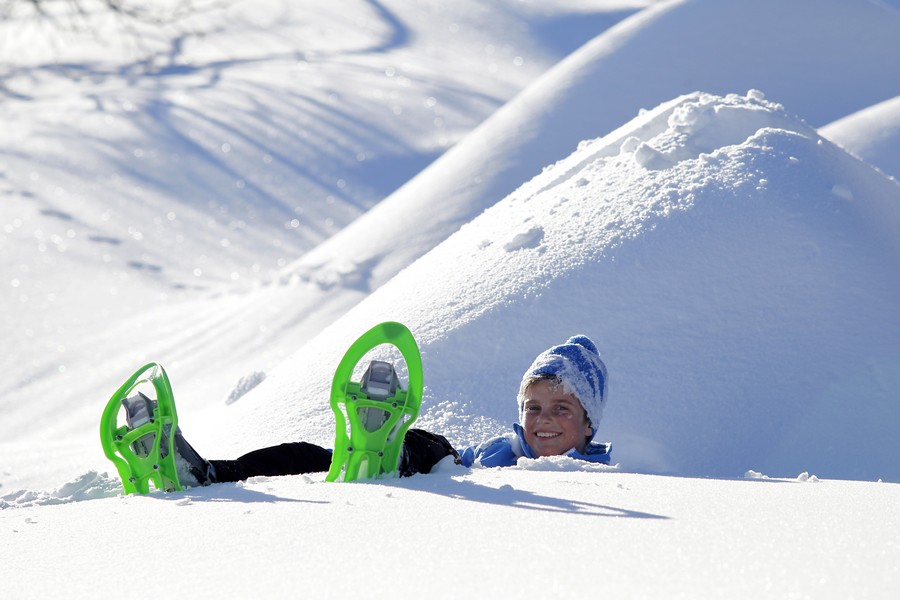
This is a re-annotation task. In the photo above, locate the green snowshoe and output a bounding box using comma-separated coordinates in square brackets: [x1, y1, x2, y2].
[326, 321, 423, 482]
[100, 363, 210, 494]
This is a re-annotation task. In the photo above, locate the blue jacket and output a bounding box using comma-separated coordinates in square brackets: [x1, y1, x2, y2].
[457, 423, 612, 468]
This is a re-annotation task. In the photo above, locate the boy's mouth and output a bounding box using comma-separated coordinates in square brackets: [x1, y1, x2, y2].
[535, 432, 561, 438]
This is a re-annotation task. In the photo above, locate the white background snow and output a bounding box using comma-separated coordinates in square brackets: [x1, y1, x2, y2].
[2, 0, 900, 598]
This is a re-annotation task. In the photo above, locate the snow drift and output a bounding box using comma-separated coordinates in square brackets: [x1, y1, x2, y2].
[286, 0, 900, 296]
[4, 3, 900, 597]
[219, 90, 900, 483]
[820, 94, 900, 182]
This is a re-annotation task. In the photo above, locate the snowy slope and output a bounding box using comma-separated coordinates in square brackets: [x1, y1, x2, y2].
[283, 0, 900, 297]
[6, 0, 900, 476]
[820, 94, 900, 182]
[3, 2, 900, 598]
[1, 0, 650, 489]
[219, 91, 900, 483]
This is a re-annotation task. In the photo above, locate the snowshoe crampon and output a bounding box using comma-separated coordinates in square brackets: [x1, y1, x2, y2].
[100, 362, 184, 494]
[326, 322, 423, 482]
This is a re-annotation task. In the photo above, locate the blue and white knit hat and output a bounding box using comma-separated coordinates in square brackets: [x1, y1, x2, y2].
[517, 335, 608, 432]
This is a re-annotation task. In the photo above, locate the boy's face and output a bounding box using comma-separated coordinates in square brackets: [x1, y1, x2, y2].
[521, 379, 593, 457]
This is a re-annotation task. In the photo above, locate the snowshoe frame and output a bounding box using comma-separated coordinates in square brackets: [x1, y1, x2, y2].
[100, 362, 183, 494]
[326, 321, 423, 482]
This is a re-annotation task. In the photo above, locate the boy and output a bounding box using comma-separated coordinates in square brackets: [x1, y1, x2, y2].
[124, 335, 611, 486]
[458, 334, 611, 468]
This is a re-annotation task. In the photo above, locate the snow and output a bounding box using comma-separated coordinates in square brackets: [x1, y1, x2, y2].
[231, 89, 900, 483]
[820, 94, 900, 182]
[2, 0, 900, 598]
[4, 469, 898, 599]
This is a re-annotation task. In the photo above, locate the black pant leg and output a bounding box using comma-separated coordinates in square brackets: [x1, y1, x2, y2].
[209, 442, 333, 483]
[399, 429, 461, 477]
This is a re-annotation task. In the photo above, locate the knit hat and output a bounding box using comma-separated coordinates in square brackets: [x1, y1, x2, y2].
[517, 335, 608, 433]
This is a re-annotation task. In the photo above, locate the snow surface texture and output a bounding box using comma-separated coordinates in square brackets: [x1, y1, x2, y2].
[2, 1, 900, 598]
[820, 94, 900, 182]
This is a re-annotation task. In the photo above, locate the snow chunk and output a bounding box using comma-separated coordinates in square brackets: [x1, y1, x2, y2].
[634, 142, 672, 170]
[226, 371, 267, 405]
[620, 136, 641, 154]
[747, 89, 766, 102]
[516, 455, 619, 473]
[796, 472, 820, 483]
[1, 471, 121, 509]
[503, 225, 544, 251]
[744, 470, 770, 480]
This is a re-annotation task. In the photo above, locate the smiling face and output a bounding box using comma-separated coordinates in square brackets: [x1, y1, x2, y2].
[521, 378, 593, 457]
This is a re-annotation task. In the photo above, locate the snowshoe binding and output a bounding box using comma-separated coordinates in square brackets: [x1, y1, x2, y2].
[326, 322, 423, 482]
[100, 362, 213, 494]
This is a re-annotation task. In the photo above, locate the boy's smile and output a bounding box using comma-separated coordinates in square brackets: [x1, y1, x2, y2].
[521, 379, 593, 457]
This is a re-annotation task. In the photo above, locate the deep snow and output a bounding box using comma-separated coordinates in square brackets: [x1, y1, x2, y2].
[4, 468, 899, 599]
[2, 1, 900, 598]
[217, 89, 900, 483]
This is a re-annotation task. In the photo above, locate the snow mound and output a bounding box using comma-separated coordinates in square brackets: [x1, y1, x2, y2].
[280, 0, 900, 298]
[223, 90, 900, 483]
